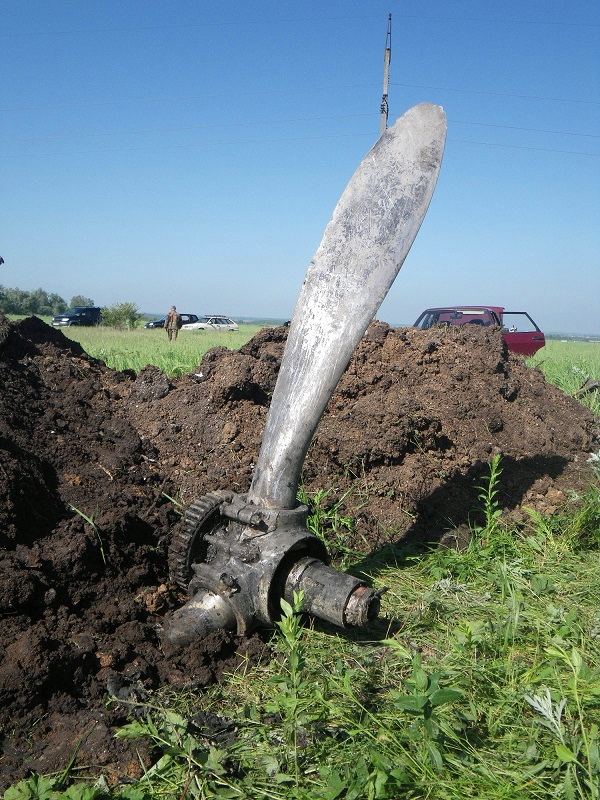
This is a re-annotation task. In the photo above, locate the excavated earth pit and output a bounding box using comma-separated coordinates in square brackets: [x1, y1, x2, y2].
[0, 314, 597, 785]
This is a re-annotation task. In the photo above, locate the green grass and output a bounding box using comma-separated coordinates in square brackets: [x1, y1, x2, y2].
[62, 324, 265, 376]
[10, 316, 265, 376]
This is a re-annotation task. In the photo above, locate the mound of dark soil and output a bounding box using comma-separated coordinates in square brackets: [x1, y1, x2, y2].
[0, 315, 596, 784]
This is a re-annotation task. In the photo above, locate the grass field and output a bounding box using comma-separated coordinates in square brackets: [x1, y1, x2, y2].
[61, 322, 265, 376]
[4, 319, 599, 800]
[10, 315, 265, 376]
[529, 341, 600, 416]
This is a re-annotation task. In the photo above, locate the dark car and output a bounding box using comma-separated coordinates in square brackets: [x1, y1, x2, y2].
[52, 306, 103, 327]
[144, 313, 199, 329]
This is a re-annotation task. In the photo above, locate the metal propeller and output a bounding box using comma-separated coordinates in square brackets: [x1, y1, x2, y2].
[165, 103, 447, 645]
[248, 103, 447, 509]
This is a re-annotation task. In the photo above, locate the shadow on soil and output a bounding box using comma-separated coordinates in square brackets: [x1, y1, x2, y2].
[353, 453, 569, 576]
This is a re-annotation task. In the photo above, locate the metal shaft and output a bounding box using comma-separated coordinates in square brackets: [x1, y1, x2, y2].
[380, 13, 392, 137]
[248, 103, 446, 510]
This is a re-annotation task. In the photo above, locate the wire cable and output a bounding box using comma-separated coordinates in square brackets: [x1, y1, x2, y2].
[4, 131, 598, 159]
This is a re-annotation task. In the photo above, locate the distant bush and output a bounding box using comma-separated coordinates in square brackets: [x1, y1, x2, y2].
[101, 302, 144, 330]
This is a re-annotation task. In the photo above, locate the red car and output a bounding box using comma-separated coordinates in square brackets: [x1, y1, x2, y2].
[413, 306, 546, 356]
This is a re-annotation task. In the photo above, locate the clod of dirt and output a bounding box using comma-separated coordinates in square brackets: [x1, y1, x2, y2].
[0, 316, 596, 785]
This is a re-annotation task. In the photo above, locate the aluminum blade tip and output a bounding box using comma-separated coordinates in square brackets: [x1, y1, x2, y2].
[387, 103, 447, 138]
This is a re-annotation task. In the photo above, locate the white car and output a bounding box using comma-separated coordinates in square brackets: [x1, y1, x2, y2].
[181, 315, 239, 331]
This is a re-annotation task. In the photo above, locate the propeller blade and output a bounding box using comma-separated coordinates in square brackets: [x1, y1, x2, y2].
[248, 103, 446, 509]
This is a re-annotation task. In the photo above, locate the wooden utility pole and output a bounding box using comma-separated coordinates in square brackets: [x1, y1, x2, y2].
[380, 13, 392, 137]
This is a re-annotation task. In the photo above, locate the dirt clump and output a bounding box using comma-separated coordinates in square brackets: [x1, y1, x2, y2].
[0, 316, 596, 785]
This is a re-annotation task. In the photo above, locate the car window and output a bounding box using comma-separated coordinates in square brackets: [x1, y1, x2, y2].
[416, 309, 497, 329]
[502, 313, 539, 333]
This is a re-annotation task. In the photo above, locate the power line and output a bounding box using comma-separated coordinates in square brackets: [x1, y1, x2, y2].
[8, 113, 375, 142]
[8, 114, 598, 145]
[451, 120, 600, 139]
[2, 80, 598, 116]
[0, 85, 371, 113]
[1, 13, 598, 37]
[3, 130, 598, 159]
[448, 138, 600, 157]
[392, 81, 600, 106]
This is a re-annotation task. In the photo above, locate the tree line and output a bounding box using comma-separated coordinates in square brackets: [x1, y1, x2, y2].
[0, 286, 94, 316]
[0, 285, 144, 329]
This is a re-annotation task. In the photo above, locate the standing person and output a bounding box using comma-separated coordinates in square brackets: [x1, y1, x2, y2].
[165, 305, 182, 341]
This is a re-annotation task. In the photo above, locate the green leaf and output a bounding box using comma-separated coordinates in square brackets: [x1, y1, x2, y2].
[393, 694, 430, 712]
[322, 770, 346, 800]
[163, 744, 190, 759]
[381, 639, 412, 659]
[273, 773, 295, 784]
[426, 741, 444, 772]
[4, 782, 35, 800]
[162, 710, 189, 731]
[279, 598, 294, 618]
[413, 667, 429, 692]
[524, 760, 550, 776]
[144, 753, 175, 778]
[546, 645, 567, 661]
[588, 741, 600, 770]
[428, 688, 462, 707]
[562, 770, 576, 800]
[114, 720, 149, 740]
[114, 789, 149, 800]
[530, 574, 555, 594]
[373, 766, 389, 795]
[4, 776, 58, 800]
[259, 754, 280, 778]
[525, 535, 543, 552]
[63, 786, 106, 800]
[555, 743, 578, 763]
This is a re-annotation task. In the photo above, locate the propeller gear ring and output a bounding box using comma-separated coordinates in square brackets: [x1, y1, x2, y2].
[169, 491, 233, 590]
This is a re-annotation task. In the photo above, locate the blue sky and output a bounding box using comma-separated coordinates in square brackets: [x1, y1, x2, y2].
[2, 1, 599, 334]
